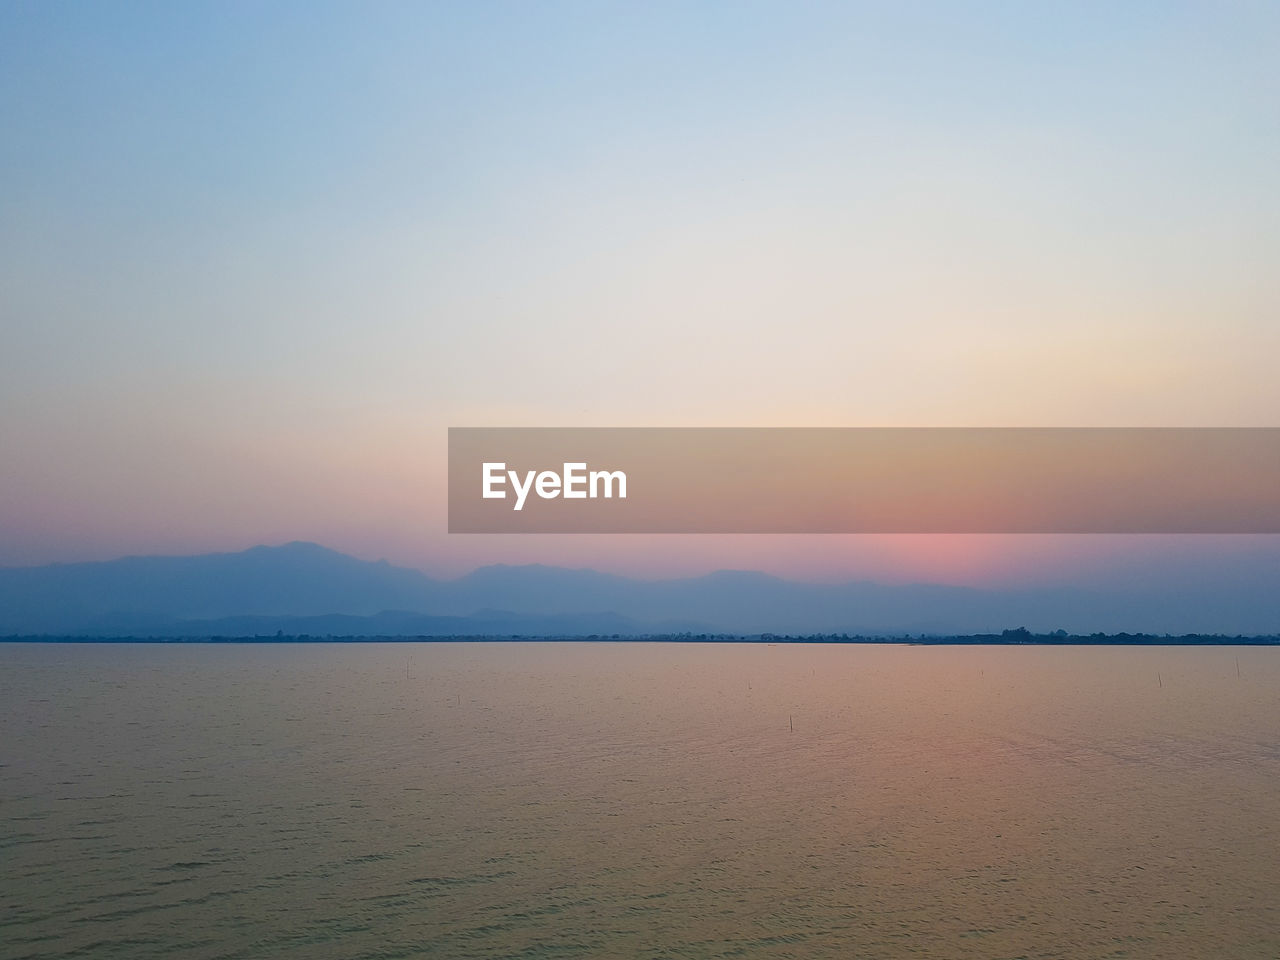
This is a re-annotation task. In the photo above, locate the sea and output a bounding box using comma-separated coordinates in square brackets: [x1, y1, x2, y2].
[2, 641, 1278, 959]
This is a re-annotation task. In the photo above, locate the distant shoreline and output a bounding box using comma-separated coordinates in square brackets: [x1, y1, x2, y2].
[4, 631, 1279, 646]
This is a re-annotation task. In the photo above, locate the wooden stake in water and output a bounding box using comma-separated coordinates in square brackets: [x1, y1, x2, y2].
[1158, 671, 1163, 688]
[1237, 657, 1241, 679]
[789, 714, 793, 733]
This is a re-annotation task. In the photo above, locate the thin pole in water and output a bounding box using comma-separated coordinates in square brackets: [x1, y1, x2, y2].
[789, 714, 793, 733]
[1158, 672, 1162, 688]
[1237, 657, 1241, 679]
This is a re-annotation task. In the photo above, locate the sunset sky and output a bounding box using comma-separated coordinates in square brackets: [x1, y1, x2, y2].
[2, 2, 1277, 587]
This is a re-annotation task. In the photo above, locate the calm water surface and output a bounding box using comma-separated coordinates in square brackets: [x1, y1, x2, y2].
[2, 642, 1278, 959]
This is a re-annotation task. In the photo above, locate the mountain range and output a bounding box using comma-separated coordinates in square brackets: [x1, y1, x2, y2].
[1, 541, 1277, 636]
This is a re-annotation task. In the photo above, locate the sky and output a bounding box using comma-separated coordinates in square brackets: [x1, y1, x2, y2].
[1, 1, 1278, 589]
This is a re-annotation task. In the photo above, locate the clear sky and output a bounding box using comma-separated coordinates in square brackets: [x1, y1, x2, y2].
[1, 2, 1277, 586]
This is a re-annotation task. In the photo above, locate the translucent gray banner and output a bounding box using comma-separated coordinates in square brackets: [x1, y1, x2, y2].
[448, 428, 1280, 533]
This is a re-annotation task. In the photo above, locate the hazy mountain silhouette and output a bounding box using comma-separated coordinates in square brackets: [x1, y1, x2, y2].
[1, 541, 1277, 636]
[0, 542, 442, 632]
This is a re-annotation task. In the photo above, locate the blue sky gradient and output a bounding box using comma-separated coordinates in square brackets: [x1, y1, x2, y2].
[2, 2, 1277, 586]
